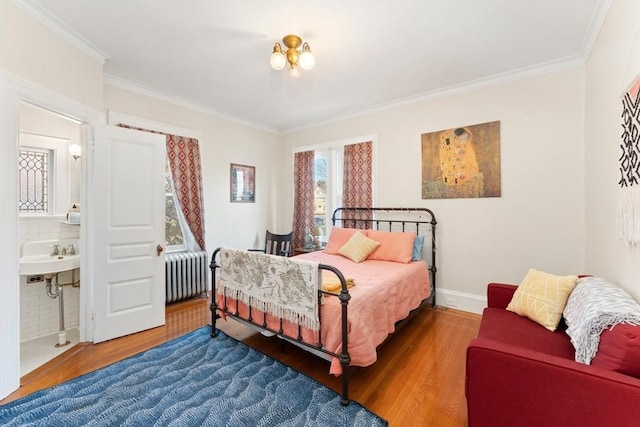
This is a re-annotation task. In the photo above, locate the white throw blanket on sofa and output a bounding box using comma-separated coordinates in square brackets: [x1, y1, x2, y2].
[563, 276, 640, 364]
[219, 248, 320, 331]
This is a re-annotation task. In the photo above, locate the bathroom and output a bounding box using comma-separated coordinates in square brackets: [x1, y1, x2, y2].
[18, 102, 82, 376]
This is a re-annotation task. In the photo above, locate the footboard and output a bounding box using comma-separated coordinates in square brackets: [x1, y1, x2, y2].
[209, 247, 352, 405]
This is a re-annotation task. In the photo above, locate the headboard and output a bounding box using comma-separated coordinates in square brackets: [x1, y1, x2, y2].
[331, 207, 437, 306]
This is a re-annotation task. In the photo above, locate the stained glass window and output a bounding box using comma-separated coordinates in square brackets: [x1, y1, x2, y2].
[18, 149, 49, 213]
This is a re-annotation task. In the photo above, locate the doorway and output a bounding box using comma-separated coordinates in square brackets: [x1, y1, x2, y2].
[1, 74, 167, 401]
[18, 103, 83, 375]
[0, 73, 99, 400]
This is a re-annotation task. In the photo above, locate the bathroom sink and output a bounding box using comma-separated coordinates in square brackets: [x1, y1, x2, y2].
[19, 253, 80, 275]
[19, 239, 80, 276]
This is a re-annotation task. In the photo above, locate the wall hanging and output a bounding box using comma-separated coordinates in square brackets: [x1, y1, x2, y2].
[230, 163, 255, 203]
[618, 74, 640, 245]
[421, 120, 501, 199]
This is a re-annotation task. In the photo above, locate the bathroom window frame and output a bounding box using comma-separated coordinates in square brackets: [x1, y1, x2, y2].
[18, 147, 50, 214]
[18, 133, 71, 218]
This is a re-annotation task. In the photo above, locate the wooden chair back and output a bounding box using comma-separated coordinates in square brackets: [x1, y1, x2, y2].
[264, 230, 293, 256]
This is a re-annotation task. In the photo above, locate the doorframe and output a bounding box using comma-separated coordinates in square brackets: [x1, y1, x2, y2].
[0, 71, 102, 399]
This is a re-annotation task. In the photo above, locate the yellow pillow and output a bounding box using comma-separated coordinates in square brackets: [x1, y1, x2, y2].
[337, 231, 380, 263]
[507, 269, 578, 331]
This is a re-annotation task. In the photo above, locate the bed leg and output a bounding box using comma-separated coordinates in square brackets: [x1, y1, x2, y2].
[210, 249, 220, 338]
[210, 300, 219, 338]
[340, 353, 350, 406]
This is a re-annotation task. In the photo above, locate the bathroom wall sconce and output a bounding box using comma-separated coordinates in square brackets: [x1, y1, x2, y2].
[69, 143, 81, 161]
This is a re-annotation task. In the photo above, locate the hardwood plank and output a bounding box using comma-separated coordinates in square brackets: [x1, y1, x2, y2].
[1, 296, 481, 426]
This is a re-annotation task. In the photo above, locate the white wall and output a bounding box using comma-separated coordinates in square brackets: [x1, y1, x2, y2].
[282, 68, 587, 311]
[103, 85, 284, 254]
[0, 1, 104, 111]
[585, 0, 640, 301]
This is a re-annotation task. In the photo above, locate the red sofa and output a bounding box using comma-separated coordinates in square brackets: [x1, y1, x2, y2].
[466, 283, 640, 427]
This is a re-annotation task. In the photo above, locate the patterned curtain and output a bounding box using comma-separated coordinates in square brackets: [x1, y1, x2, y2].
[293, 151, 315, 249]
[117, 124, 206, 250]
[166, 134, 206, 250]
[342, 141, 373, 227]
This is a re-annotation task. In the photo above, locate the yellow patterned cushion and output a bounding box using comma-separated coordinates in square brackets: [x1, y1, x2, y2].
[337, 231, 380, 263]
[507, 269, 578, 331]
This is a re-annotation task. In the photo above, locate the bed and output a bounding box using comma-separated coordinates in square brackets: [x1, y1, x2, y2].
[209, 207, 437, 405]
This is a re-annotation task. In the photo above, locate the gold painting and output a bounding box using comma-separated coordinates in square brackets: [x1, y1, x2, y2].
[421, 121, 501, 199]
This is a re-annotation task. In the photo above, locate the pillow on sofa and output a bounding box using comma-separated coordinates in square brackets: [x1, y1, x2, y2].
[563, 276, 640, 365]
[324, 228, 365, 254]
[591, 323, 640, 378]
[506, 269, 578, 332]
[337, 231, 380, 263]
[366, 230, 415, 263]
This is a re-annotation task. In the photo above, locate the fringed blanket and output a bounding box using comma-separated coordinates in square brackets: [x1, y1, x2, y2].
[219, 248, 320, 331]
[563, 277, 640, 364]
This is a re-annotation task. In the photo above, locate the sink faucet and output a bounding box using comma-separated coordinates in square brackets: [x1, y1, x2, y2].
[50, 244, 60, 256]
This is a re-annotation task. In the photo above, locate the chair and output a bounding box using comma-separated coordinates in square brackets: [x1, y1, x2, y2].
[249, 230, 293, 257]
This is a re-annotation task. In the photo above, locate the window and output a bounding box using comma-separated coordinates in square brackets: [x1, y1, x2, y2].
[17, 133, 72, 216]
[313, 149, 343, 245]
[297, 136, 374, 246]
[165, 163, 185, 249]
[18, 148, 50, 213]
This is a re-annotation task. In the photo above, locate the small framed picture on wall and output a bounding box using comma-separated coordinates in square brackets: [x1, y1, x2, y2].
[230, 163, 255, 203]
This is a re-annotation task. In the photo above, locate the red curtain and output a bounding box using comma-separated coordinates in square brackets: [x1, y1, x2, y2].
[117, 124, 206, 250]
[342, 141, 373, 226]
[293, 151, 315, 249]
[166, 134, 206, 250]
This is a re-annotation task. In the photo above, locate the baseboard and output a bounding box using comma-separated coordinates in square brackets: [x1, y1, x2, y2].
[435, 288, 486, 315]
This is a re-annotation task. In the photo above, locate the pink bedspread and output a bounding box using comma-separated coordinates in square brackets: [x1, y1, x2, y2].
[217, 251, 431, 375]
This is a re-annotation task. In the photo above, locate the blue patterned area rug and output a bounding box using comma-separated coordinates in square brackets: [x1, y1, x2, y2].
[0, 327, 387, 426]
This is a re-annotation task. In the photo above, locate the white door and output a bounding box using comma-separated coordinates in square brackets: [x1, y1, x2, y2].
[92, 125, 166, 343]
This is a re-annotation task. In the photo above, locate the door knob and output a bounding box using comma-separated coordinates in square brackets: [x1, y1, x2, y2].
[156, 244, 164, 256]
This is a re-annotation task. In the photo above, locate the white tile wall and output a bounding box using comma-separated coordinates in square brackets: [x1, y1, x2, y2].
[19, 217, 81, 342]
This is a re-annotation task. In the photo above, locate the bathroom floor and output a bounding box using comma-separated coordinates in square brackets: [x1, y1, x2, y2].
[20, 329, 79, 377]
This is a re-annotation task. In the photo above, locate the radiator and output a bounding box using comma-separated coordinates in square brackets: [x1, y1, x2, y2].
[165, 251, 209, 303]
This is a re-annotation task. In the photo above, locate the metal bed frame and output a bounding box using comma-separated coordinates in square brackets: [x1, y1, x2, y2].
[331, 207, 437, 306]
[209, 207, 437, 405]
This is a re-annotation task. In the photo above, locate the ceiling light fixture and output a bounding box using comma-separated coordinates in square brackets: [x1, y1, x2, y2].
[270, 35, 315, 76]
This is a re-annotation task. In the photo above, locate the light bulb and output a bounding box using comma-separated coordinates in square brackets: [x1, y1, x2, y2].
[299, 42, 315, 70]
[289, 66, 301, 79]
[270, 51, 286, 70]
[270, 43, 286, 70]
[299, 52, 315, 70]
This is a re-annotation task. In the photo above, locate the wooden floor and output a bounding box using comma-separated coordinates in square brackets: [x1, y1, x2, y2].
[2, 295, 481, 426]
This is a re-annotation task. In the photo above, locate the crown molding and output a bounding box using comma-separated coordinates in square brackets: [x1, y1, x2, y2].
[103, 74, 280, 135]
[11, 0, 109, 65]
[579, 0, 612, 62]
[283, 55, 585, 134]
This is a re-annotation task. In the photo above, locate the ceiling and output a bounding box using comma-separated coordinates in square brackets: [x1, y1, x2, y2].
[23, 0, 610, 133]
